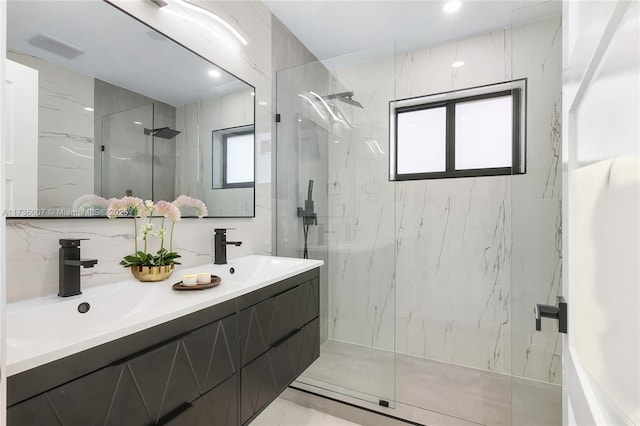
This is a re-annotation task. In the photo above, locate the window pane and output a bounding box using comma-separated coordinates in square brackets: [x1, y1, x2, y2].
[226, 133, 254, 184]
[397, 107, 446, 174]
[455, 95, 512, 170]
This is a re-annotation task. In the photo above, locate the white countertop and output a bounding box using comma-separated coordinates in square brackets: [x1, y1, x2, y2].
[6, 255, 323, 376]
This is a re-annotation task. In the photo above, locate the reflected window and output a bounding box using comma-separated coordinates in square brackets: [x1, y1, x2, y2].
[224, 131, 254, 187]
[391, 80, 526, 180]
[212, 125, 254, 189]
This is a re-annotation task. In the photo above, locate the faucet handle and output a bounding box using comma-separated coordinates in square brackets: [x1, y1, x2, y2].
[59, 238, 89, 248]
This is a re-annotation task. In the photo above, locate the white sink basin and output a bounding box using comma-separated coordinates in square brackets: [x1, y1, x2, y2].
[6, 255, 323, 376]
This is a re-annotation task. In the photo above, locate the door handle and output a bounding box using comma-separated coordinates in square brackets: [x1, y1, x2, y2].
[534, 296, 567, 333]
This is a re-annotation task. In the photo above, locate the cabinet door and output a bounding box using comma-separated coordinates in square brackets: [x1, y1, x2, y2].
[183, 315, 237, 394]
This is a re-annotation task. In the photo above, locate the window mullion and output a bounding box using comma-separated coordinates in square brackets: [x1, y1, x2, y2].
[446, 102, 456, 173]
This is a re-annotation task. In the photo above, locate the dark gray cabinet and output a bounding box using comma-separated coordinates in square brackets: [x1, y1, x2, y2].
[7, 268, 319, 426]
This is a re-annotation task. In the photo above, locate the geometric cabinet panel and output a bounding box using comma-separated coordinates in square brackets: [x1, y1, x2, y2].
[7, 269, 320, 426]
[7, 314, 237, 426]
[239, 279, 319, 367]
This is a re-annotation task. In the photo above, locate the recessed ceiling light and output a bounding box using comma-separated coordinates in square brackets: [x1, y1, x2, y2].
[133, 121, 142, 125]
[452, 61, 465, 68]
[443, 1, 461, 13]
[258, 101, 267, 106]
[208, 70, 221, 78]
[84, 107, 94, 112]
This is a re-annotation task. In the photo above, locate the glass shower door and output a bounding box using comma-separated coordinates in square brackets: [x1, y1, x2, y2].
[276, 45, 396, 407]
[101, 104, 154, 199]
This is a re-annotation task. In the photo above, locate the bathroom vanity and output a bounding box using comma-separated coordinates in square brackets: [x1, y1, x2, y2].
[5, 255, 321, 425]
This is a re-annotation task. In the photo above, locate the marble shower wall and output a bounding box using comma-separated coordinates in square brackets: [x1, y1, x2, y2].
[6, 49, 94, 210]
[327, 17, 562, 384]
[5, 0, 273, 302]
[94, 79, 176, 202]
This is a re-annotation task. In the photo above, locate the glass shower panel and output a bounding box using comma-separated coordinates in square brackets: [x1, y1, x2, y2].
[101, 104, 154, 200]
[276, 44, 396, 407]
[511, 3, 563, 425]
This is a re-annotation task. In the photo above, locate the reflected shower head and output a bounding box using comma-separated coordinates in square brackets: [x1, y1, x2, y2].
[144, 127, 181, 139]
[323, 91, 363, 109]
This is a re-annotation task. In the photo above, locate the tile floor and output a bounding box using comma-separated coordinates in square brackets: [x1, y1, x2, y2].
[293, 340, 562, 426]
[252, 396, 362, 426]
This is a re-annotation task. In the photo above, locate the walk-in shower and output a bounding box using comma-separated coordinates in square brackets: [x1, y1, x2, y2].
[275, 3, 563, 424]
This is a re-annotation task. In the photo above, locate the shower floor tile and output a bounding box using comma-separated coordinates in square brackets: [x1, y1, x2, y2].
[296, 340, 561, 426]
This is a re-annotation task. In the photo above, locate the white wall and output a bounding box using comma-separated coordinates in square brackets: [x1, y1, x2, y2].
[5, 0, 273, 302]
[0, 0, 6, 421]
[563, 1, 639, 424]
[6, 50, 94, 210]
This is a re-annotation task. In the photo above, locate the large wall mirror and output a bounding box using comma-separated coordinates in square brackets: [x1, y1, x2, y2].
[5, 0, 255, 218]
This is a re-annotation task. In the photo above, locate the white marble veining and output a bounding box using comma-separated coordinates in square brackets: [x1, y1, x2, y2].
[6, 0, 274, 301]
[176, 87, 254, 217]
[6, 255, 322, 376]
[308, 17, 563, 385]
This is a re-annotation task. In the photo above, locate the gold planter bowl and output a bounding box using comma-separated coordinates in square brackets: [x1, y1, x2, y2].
[130, 264, 176, 282]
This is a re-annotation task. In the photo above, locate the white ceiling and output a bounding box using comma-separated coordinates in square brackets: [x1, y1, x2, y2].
[7, 0, 250, 106]
[265, 0, 562, 60]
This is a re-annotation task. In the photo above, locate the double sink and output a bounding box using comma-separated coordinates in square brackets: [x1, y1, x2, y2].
[6, 255, 323, 377]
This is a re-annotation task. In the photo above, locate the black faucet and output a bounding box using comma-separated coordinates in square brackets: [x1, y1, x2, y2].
[213, 228, 242, 265]
[59, 239, 98, 297]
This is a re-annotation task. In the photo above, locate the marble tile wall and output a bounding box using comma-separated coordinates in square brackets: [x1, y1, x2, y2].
[323, 18, 562, 384]
[176, 87, 254, 217]
[5, 0, 273, 301]
[6, 49, 94, 210]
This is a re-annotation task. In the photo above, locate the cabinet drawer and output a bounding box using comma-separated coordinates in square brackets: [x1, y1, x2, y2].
[162, 374, 237, 426]
[239, 278, 319, 366]
[240, 317, 319, 425]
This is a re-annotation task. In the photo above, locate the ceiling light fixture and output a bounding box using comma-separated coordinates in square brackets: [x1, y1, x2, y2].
[298, 93, 326, 120]
[208, 69, 221, 78]
[452, 61, 465, 68]
[443, 1, 461, 13]
[160, 8, 235, 50]
[84, 107, 94, 112]
[308, 91, 347, 125]
[166, 0, 247, 46]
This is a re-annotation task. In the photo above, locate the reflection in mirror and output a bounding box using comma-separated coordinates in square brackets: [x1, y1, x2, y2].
[5, 0, 255, 218]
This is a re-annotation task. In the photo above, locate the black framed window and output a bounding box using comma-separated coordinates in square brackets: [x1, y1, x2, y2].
[212, 125, 255, 190]
[390, 80, 526, 181]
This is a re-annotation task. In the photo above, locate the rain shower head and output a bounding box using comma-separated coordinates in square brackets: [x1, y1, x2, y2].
[144, 127, 181, 139]
[323, 91, 363, 109]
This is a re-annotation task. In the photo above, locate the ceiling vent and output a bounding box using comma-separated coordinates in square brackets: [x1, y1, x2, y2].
[27, 34, 84, 60]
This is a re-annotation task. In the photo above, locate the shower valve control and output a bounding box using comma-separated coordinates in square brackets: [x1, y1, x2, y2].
[534, 296, 567, 333]
[298, 180, 318, 226]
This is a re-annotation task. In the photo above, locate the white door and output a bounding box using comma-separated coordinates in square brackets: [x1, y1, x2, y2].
[5, 59, 38, 211]
[563, 1, 639, 424]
